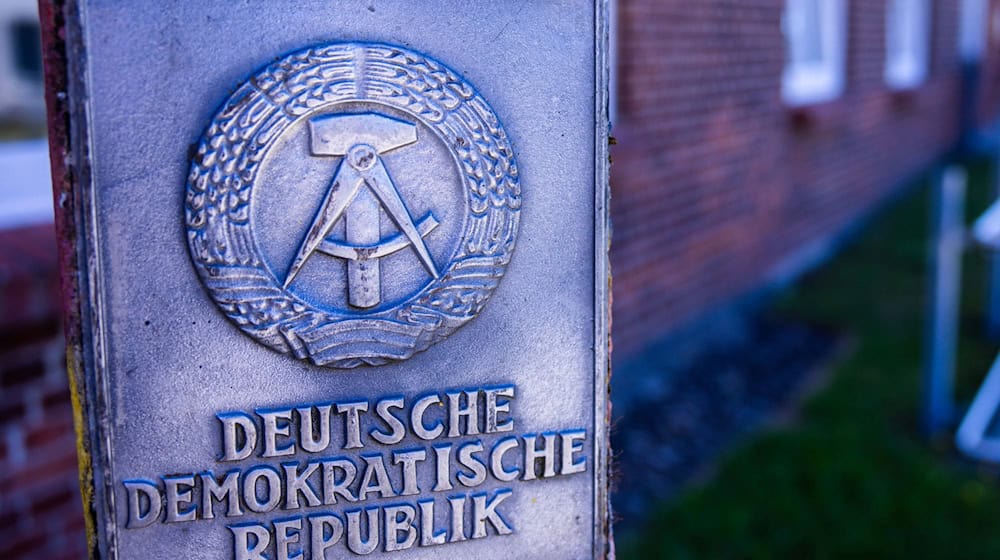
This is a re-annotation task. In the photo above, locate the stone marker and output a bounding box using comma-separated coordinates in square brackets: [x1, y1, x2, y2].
[41, 1, 611, 558]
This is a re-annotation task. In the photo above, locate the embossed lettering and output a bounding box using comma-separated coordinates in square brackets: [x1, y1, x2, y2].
[124, 479, 161, 528]
[243, 466, 282, 513]
[385, 504, 418, 551]
[472, 489, 514, 538]
[120, 384, 595, 555]
[448, 495, 467, 543]
[219, 412, 257, 462]
[393, 449, 426, 496]
[321, 458, 358, 504]
[561, 429, 587, 475]
[522, 433, 557, 480]
[275, 517, 304, 560]
[336, 401, 369, 450]
[345, 507, 380, 555]
[200, 470, 244, 519]
[358, 454, 396, 500]
[231, 523, 270, 560]
[283, 462, 321, 509]
[446, 390, 480, 437]
[432, 444, 453, 492]
[411, 394, 444, 440]
[418, 499, 447, 546]
[456, 441, 487, 487]
[484, 385, 515, 433]
[309, 514, 345, 558]
[163, 475, 197, 523]
[297, 405, 332, 453]
[490, 437, 520, 482]
[260, 408, 296, 458]
[371, 396, 406, 445]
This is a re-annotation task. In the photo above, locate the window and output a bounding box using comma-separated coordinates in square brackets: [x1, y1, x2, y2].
[781, 0, 848, 106]
[885, 0, 931, 89]
[10, 19, 42, 83]
[959, 0, 987, 62]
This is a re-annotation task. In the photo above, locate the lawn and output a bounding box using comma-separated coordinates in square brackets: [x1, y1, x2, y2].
[0, 123, 45, 141]
[618, 159, 1000, 559]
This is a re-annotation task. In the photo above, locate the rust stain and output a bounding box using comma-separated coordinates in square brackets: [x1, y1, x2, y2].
[39, 0, 100, 555]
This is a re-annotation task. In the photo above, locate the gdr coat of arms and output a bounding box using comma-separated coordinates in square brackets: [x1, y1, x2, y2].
[185, 42, 521, 368]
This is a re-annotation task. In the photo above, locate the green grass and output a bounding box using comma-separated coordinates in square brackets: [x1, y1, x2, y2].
[0, 122, 45, 141]
[618, 160, 1000, 560]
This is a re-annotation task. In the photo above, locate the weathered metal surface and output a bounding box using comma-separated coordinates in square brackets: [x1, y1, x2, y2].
[45, 1, 610, 558]
[40, 0, 100, 555]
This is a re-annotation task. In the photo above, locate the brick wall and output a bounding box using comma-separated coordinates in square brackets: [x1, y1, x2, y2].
[977, 0, 1000, 126]
[611, 0, 965, 356]
[0, 224, 85, 559]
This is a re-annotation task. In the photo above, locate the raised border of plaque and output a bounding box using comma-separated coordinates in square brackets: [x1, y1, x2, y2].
[40, 1, 611, 557]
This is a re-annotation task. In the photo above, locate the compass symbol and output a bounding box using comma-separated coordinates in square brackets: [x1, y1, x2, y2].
[186, 42, 521, 368]
[283, 112, 440, 309]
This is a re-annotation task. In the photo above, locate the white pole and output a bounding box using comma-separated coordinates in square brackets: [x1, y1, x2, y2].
[923, 166, 966, 436]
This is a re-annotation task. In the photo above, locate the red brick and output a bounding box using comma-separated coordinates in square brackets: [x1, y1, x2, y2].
[30, 486, 76, 517]
[24, 413, 74, 449]
[0, 319, 60, 351]
[0, 444, 79, 496]
[0, 399, 26, 424]
[1, 361, 46, 388]
[0, 502, 20, 531]
[611, 0, 971, 355]
[41, 387, 71, 410]
[0, 529, 47, 559]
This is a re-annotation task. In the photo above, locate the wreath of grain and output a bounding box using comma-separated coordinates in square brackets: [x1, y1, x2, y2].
[185, 43, 520, 368]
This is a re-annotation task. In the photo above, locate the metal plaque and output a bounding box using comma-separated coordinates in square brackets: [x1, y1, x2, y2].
[44, 1, 609, 558]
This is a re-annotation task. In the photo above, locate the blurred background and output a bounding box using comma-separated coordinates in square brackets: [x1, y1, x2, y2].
[6, 0, 1000, 558]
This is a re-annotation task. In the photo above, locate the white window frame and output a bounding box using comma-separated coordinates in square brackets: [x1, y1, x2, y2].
[959, 0, 987, 62]
[781, 0, 849, 107]
[0, 0, 44, 119]
[885, 0, 932, 89]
